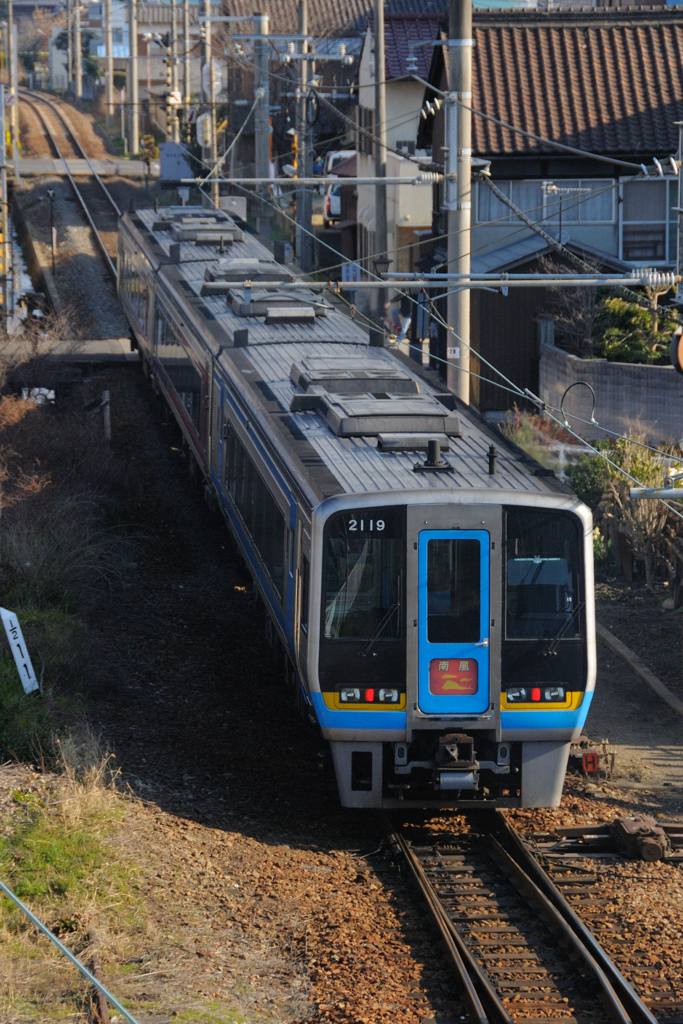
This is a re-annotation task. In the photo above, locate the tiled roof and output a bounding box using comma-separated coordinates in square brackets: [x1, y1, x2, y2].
[471, 19, 683, 155]
[379, 13, 444, 79]
[218, 0, 445, 37]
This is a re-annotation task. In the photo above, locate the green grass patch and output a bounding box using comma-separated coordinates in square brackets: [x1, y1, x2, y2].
[0, 607, 90, 761]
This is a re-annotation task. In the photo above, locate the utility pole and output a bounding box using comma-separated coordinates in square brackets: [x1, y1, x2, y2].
[65, 0, 73, 93]
[129, 0, 139, 154]
[445, 0, 472, 404]
[295, 0, 313, 271]
[201, 0, 218, 207]
[170, 0, 180, 142]
[7, 0, 17, 163]
[374, 0, 388, 331]
[254, 11, 271, 237]
[183, 0, 191, 139]
[74, 0, 83, 99]
[104, 0, 114, 123]
[0, 84, 9, 334]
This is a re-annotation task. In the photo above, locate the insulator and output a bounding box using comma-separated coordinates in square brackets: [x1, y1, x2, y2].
[412, 172, 441, 185]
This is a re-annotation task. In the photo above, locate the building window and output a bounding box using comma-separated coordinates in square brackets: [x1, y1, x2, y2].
[396, 140, 415, 156]
[224, 425, 285, 595]
[621, 179, 677, 264]
[358, 106, 374, 156]
[476, 179, 615, 226]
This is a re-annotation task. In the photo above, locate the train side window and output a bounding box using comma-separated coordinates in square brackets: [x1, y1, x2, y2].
[154, 305, 202, 434]
[505, 509, 582, 640]
[224, 423, 285, 595]
[300, 555, 310, 633]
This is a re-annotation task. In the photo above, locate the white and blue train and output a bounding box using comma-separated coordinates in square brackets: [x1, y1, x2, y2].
[118, 203, 596, 809]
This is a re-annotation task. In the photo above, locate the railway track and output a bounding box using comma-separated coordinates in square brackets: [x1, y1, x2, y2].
[18, 89, 121, 280]
[394, 812, 667, 1024]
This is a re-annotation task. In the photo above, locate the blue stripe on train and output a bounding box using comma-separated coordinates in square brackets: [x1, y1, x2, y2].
[310, 692, 407, 730]
[501, 690, 593, 732]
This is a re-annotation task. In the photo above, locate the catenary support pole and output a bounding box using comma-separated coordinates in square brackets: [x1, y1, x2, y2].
[74, 0, 82, 99]
[65, 0, 73, 93]
[295, 0, 313, 270]
[254, 11, 271, 237]
[129, 0, 139, 153]
[0, 84, 9, 333]
[374, 0, 387, 329]
[446, 0, 472, 404]
[10, 21, 18, 170]
[104, 0, 114, 122]
[170, 0, 180, 141]
[7, 0, 17, 163]
[183, 0, 191, 138]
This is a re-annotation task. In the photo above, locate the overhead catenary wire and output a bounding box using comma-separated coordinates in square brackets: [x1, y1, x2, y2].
[151, 72, 683, 519]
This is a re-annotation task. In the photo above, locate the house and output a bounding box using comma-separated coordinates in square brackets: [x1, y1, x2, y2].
[354, 13, 438, 289]
[415, 6, 683, 414]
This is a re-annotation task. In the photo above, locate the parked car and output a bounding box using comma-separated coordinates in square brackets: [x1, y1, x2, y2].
[323, 183, 341, 227]
[324, 149, 355, 175]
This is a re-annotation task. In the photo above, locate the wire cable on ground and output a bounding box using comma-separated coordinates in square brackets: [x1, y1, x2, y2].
[0, 879, 142, 1024]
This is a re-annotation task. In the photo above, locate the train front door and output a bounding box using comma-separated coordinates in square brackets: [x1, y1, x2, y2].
[416, 527, 491, 715]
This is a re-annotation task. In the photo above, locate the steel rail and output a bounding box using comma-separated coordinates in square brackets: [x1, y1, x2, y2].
[394, 832, 510, 1024]
[493, 811, 659, 1024]
[19, 94, 118, 282]
[396, 817, 652, 1024]
[19, 88, 122, 218]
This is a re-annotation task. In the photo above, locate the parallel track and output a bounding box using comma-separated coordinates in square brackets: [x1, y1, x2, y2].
[395, 812, 661, 1024]
[18, 89, 121, 281]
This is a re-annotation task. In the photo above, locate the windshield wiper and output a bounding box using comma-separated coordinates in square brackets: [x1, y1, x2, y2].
[358, 602, 400, 657]
[542, 600, 584, 657]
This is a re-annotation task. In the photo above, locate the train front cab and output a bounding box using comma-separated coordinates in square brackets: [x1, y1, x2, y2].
[309, 496, 595, 809]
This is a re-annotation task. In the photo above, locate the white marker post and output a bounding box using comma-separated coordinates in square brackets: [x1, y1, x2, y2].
[0, 608, 39, 694]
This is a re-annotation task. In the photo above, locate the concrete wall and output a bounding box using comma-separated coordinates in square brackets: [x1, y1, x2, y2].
[540, 343, 683, 443]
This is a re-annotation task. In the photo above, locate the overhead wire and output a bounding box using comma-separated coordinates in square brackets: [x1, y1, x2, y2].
[151, 44, 683, 519]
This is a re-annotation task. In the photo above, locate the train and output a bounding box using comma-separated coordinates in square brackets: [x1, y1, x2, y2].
[117, 201, 596, 810]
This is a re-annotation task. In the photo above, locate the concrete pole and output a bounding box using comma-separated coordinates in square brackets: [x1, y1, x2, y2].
[11, 23, 18, 168]
[374, 0, 387, 329]
[295, 0, 313, 271]
[129, 0, 139, 154]
[0, 84, 9, 333]
[183, 0, 191, 137]
[104, 0, 114, 123]
[7, 0, 17, 160]
[208, 16, 218, 205]
[254, 11, 271, 237]
[74, 0, 83, 99]
[170, 0, 180, 141]
[446, 0, 472, 404]
[65, 0, 73, 93]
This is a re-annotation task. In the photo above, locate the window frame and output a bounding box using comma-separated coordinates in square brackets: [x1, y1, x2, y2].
[476, 178, 616, 227]
[619, 177, 678, 266]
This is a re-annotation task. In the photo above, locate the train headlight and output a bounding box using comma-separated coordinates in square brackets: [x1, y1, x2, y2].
[379, 688, 399, 703]
[544, 686, 565, 702]
[340, 687, 361, 702]
[506, 687, 527, 703]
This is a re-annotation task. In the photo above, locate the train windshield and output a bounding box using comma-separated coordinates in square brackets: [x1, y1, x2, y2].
[505, 510, 582, 640]
[323, 510, 403, 640]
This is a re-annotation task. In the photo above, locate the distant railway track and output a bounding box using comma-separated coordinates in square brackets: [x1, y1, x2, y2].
[18, 89, 121, 281]
[394, 811, 663, 1024]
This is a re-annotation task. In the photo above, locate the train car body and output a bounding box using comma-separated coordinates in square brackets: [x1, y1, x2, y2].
[118, 204, 596, 810]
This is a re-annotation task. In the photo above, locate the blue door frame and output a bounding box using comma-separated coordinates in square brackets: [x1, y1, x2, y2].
[417, 529, 490, 715]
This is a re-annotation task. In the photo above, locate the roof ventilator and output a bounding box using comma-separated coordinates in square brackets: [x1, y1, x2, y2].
[228, 286, 329, 321]
[414, 438, 452, 474]
[202, 258, 292, 294]
[290, 358, 419, 396]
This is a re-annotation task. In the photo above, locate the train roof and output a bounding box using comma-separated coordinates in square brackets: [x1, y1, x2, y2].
[124, 205, 574, 507]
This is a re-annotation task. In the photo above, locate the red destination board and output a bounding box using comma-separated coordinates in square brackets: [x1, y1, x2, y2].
[429, 658, 478, 695]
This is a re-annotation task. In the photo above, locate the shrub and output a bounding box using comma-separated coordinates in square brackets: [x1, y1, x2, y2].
[565, 451, 612, 511]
